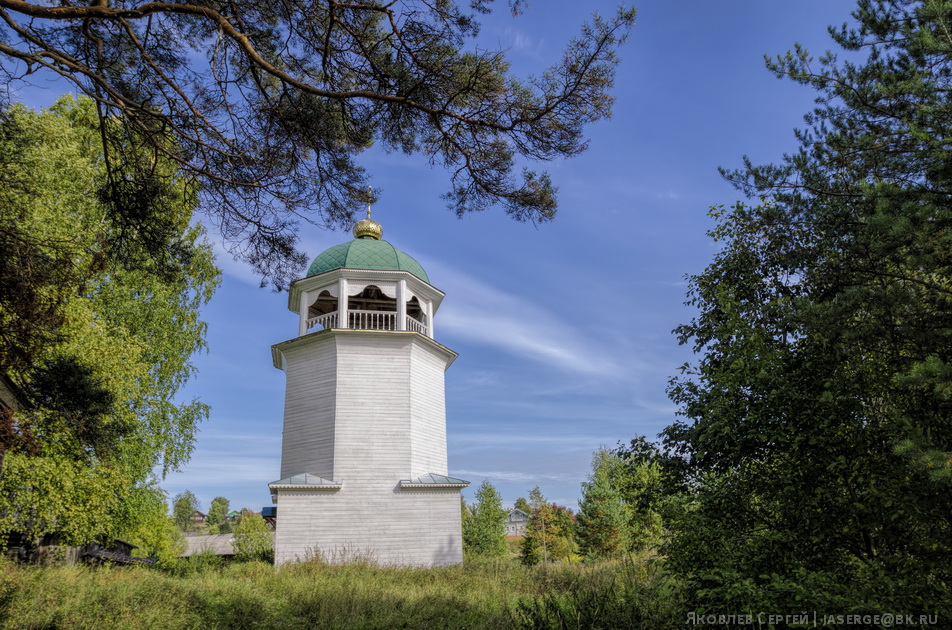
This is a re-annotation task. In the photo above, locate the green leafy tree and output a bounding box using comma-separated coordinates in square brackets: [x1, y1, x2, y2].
[172, 491, 200, 534]
[462, 480, 508, 557]
[519, 530, 540, 566]
[514, 497, 531, 514]
[233, 511, 274, 563]
[576, 449, 630, 560]
[519, 486, 577, 564]
[545, 504, 578, 562]
[0, 1, 636, 287]
[461, 497, 472, 538]
[612, 437, 686, 551]
[121, 490, 186, 563]
[205, 497, 230, 534]
[665, 0, 952, 616]
[519, 487, 548, 565]
[0, 98, 219, 546]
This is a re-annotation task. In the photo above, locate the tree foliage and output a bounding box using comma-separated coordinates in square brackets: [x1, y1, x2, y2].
[232, 511, 274, 563]
[0, 98, 218, 546]
[121, 490, 186, 563]
[514, 496, 530, 514]
[0, 0, 636, 287]
[205, 496, 230, 534]
[612, 436, 686, 551]
[519, 486, 576, 564]
[576, 449, 629, 560]
[172, 490, 200, 534]
[460, 496, 472, 540]
[665, 0, 952, 615]
[462, 480, 508, 557]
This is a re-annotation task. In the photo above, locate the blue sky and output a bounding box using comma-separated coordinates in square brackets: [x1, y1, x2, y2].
[162, 1, 857, 513]
[20, 1, 856, 513]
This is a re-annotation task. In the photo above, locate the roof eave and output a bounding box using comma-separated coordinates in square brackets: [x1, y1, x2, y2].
[399, 482, 470, 489]
[272, 328, 458, 370]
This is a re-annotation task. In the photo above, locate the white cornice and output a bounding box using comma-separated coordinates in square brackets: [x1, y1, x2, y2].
[271, 328, 458, 370]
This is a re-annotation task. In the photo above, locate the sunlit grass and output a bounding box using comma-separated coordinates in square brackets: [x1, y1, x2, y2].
[0, 552, 681, 629]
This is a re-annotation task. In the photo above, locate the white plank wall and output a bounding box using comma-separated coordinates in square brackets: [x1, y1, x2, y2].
[279, 336, 338, 480]
[273, 329, 462, 566]
[409, 342, 449, 476]
[274, 486, 463, 566]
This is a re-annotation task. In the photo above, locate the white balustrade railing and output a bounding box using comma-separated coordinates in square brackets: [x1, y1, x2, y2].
[406, 315, 428, 335]
[349, 310, 397, 330]
[304, 310, 428, 335]
[306, 311, 338, 331]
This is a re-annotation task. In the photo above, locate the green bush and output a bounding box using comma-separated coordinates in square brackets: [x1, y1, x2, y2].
[232, 513, 273, 563]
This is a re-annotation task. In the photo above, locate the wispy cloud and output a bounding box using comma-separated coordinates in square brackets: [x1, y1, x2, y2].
[161, 426, 282, 507]
[509, 29, 536, 52]
[167, 455, 276, 486]
[422, 259, 623, 377]
[490, 26, 543, 55]
[212, 233, 631, 379]
[209, 238, 264, 287]
[451, 430, 616, 448]
[453, 469, 579, 484]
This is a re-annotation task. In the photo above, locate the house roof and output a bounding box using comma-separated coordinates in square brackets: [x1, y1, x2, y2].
[182, 534, 236, 556]
[399, 473, 470, 488]
[182, 533, 277, 557]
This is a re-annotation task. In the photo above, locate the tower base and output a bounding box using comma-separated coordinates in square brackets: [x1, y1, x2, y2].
[271, 477, 465, 566]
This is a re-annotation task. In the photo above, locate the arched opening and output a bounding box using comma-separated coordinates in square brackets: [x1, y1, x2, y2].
[301, 284, 432, 335]
[306, 290, 339, 331]
[406, 296, 427, 334]
[308, 290, 337, 317]
[348, 285, 397, 330]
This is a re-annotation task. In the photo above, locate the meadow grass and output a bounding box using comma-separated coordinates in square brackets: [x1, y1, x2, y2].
[0, 552, 681, 629]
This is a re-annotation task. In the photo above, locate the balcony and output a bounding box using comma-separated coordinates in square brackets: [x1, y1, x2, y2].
[306, 310, 428, 336]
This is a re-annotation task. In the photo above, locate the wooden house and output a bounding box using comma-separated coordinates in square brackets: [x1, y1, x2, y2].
[506, 508, 530, 537]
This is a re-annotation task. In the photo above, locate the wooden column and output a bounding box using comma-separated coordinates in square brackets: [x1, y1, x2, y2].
[298, 290, 308, 336]
[426, 299, 434, 338]
[338, 278, 349, 329]
[397, 279, 407, 331]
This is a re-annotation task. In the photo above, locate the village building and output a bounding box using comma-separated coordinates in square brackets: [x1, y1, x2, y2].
[267, 210, 468, 566]
[506, 508, 530, 537]
[189, 510, 208, 532]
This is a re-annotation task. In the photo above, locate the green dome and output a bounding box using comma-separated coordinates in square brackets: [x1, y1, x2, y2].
[306, 238, 429, 283]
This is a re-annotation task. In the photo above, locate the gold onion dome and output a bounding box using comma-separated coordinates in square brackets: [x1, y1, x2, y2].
[353, 216, 383, 240]
[353, 196, 383, 240]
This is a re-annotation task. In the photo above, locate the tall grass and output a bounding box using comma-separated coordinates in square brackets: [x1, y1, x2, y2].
[0, 552, 682, 629]
[515, 556, 684, 629]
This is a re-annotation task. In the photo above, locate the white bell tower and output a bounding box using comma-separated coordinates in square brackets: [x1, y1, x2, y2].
[268, 210, 468, 566]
